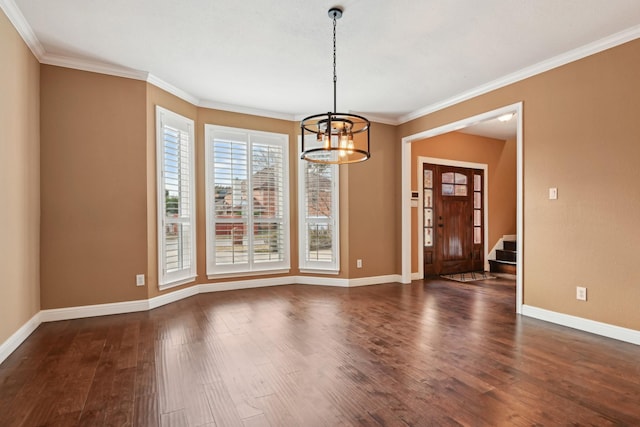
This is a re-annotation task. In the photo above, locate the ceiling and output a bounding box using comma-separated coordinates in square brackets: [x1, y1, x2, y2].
[7, 0, 640, 125]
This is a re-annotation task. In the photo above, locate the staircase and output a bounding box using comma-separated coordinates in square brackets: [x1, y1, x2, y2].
[489, 240, 517, 274]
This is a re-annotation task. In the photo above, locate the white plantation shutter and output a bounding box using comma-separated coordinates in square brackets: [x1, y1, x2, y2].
[205, 125, 289, 275]
[156, 107, 196, 288]
[298, 135, 339, 272]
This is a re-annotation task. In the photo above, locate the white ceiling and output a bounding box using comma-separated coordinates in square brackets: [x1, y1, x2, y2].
[7, 0, 640, 125]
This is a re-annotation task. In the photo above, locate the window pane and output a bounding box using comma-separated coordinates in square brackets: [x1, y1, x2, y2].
[454, 185, 467, 196]
[474, 174, 481, 192]
[213, 140, 248, 218]
[474, 192, 481, 209]
[442, 172, 454, 184]
[424, 189, 433, 207]
[254, 222, 284, 263]
[306, 223, 333, 262]
[474, 209, 481, 226]
[474, 227, 482, 244]
[215, 221, 249, 265]
[454, 173, 467, 185]
[424, 228, 433, 247]
[424, 208, 433, 227]
[442, 184, 454, 195]
[424, 169, 433, 188]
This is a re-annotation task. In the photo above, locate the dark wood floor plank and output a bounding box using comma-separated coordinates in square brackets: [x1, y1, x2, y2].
[1, 278, 640, 426]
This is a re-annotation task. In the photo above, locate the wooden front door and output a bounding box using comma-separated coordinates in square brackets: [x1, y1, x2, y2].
[423, 164, 484, 276]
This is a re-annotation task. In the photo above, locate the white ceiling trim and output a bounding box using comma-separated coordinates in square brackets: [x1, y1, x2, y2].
[398, 24, 640, 124]
[40, 52, 149, 82]
[0, 0, 43, 58]
[199, 100, 296, 122]
[146, 74, 200, 106]
[3, 0, 639, 126]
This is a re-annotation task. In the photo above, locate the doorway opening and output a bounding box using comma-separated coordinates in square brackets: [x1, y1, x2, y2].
[401, 102, 523, 313]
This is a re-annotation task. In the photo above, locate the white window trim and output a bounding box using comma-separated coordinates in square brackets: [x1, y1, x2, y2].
[297, 136, 340, 273]
[205, 124, 290, 277]
[156, 106, 197, 290]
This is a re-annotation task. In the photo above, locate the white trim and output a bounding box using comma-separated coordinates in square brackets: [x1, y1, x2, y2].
[41, 299, 149, 322]
[346, 275, 402, 287]
[207, 269, 291, 280]
[401, 102, 523, 313]
[296, 276, 350, 287]
[200, 100, 296, 122]
[299, 269, 340, 275]
[416, 157, 489, 279]
[147, 74, 200, 106]
[0, 0, 44, 58]
[41, 53, 149, 82]
[399, 24, 640, 124]
[522, 305, 640, 346]
[411, 272, 421, 280]
[0, 312, 41, 365]
[148, 285, 200, 310]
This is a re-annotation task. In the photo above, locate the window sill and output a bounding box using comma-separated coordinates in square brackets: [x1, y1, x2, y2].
[207, 269, 290, 281]
[299, 269, 340, 275]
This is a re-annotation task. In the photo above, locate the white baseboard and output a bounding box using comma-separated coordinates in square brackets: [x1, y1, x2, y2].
[411, 272, 422, 280]
[522, 305, 640, 346]
[41, 299, 150, 322]
[0, 312, 42, 365]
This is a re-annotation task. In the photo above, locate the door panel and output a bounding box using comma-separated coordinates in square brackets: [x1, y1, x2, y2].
[423, 164, 483, 276]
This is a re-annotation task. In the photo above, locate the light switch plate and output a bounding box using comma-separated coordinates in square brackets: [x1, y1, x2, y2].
[549, 187, 558, 200]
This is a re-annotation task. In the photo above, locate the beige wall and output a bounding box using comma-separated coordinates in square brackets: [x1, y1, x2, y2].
[410, 132, 517, 272]
[0, 11, 41, 343]
[345, 123, 399, 278]
[399, 39, 640, 330]
[40, 66, 148, 309]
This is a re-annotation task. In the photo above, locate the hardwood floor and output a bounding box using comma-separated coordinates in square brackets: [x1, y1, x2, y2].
[1, 278, 639, 426]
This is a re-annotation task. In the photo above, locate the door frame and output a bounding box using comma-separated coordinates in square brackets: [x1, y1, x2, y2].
[417, 158, 488, 278]
[401, 102, 523, 314]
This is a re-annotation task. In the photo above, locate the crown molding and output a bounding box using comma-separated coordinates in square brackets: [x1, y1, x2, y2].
[0, 0, 44, 58]
[40, 52, 149, 81]
[199, 99, 297, 122]
[146, 74, 200, 106]
[399, 24, 640, 124]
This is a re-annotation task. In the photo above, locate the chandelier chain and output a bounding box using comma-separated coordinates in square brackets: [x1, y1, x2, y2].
[333, 13, 337, 113]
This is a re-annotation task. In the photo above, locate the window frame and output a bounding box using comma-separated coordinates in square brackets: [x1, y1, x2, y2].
[297, 136, 340, 274]
[205, 125, 290, 277]
[156, 106, 197, 289]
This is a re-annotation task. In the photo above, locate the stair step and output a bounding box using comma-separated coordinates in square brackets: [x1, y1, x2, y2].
[496, 249, 516, 262]
[503, 240, 517, 251]
[489, 259, 517, 274]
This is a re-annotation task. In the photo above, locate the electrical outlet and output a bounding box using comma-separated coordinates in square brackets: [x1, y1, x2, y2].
[356, 259, 363, 268]
[576, 286, 587, 301]
[136, 274, 145, 287]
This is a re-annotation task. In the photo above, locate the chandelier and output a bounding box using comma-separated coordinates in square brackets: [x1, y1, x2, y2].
[300, 7, 371, 164]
